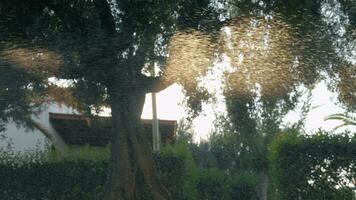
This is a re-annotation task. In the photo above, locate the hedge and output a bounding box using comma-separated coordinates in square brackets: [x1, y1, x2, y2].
[0, 145, 193, 200]
[268, 130, 356, 200]
[196, 168, 258, 200]
[156, 144, 199, 200]
[0, 144, 259, 200]
[157, 144, 258, 200]
[0, 160, 107, 200]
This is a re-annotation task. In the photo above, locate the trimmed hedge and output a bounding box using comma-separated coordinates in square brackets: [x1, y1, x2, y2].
[0, 143, 259, 200]
[268, 130, 356, 200]
[0, 160, 107, 200]
[196, 168, 258, 200]
[0, 151, 187, 200]
[157, 144, 258, 200]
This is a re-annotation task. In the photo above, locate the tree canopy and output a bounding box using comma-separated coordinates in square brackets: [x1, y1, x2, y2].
[0, 0, 355, 199]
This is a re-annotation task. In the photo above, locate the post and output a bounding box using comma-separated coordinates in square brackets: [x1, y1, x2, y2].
[151, 62, 160, 152]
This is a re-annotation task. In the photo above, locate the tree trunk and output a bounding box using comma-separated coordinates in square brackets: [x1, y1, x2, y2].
[101, 88, 171, 200]
[256, 170, 269, 200]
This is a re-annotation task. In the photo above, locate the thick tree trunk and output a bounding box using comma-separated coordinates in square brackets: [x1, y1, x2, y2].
[101, 88, 171, 200]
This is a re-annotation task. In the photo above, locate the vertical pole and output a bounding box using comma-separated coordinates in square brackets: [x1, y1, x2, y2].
[151, 62, 160, 152]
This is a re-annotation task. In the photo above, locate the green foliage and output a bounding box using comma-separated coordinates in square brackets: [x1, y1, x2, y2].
[325, 113, 356, 131]
[0, 154, 107, 200]
[175, 119, 195, 145]
[0, 144, 201, 200]
[268, 130, 356, 200]
[0, 143, 261, 200]
[0, 64, 46, 132]
[196, 168, 258, 200]
[157, 143, 199, 200]
[2, 0, 356, 198]
[196, 168, 227, 200]
[152, 142, 261, 200]
[47, 145, 111, 162]
[189, 141, 218, 169]
[227, 171, 259, 200]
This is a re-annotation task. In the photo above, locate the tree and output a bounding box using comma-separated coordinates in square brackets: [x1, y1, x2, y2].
[1, 0, 355, 199]
[325, 113, 356, 131]
[175, 119, 195, 145]
[205, 1, 355, 200]
[1, 0, 217, 199]
[0, 52, 49, 132]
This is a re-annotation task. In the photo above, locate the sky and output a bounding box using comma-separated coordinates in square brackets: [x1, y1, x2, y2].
[141, 78, 356, 142]
[140, 0, 356, 142]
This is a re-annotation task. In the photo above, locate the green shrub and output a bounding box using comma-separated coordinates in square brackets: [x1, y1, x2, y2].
[0, 160, 107, 200]
[157, 143, 199, 200]
[196, 168, 258, 200]
[47, 144, 111, 162]
[227, 171, 259, 200]
[197, 168, 227, 200]
[0, 145, 111, 200]
[0, 144, 198, 200]
[0, 143, 261, 200]
[268, 130, 356, 200]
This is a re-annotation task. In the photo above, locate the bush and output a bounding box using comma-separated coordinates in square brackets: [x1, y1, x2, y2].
[0, 144, 198, 200]
[227, 171, 259, 200]
[268, 130, 356, 200]
[0, 143, 260, 200]
[196, 169, 258, 200]
[156, 143, 199, 200]
[0, 160, 107, 200]
[197, 168, 227, 200]
[0, 146, 108, 200]
[49, 145, 111, 162]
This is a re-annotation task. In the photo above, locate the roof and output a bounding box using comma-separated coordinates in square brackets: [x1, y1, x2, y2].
[49, 113, 176, 147]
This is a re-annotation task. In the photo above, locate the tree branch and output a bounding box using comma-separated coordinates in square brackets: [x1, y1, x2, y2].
[141, 75, 175, 93]
[93, 0, 116, 34]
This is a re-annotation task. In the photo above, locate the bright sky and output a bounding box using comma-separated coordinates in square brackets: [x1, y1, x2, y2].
[141, 77, 356, 142]
[141, 85, 213, 141]
[140, 0, 356, 141]
[142, 57, 235, 141]
[283, 81, 356, 134]
[141, 84, 219, 142]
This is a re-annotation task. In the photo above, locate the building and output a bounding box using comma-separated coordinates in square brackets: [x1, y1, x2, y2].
[0, 103, 176, 153]
[49, 112, 176, 149]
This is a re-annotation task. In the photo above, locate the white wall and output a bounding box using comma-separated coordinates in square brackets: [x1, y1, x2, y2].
[0, 103, 78, 152]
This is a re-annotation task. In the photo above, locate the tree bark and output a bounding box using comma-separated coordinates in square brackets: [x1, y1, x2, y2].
[101, 87, 171, 200]
[256, 170, 269, 200]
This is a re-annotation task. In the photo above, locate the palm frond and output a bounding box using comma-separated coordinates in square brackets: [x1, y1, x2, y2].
[324, 113, 356, 131]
